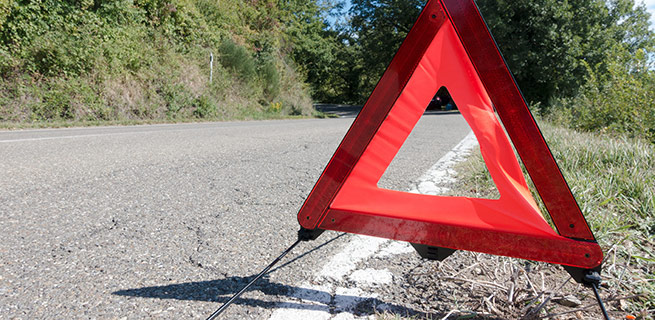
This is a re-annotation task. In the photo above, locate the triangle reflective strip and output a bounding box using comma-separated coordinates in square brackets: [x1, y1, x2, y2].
[297, 0, 602, 270]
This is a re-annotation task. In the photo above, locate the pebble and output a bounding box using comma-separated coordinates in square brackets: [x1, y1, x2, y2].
[555, 295, 582, 307]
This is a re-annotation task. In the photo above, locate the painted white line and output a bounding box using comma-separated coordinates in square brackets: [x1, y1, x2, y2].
[409, 131, 478, 195]
[0, 119, 333, 143]
[374, 241, 415, 258]
[349, 268, 393, 286]
[268, 131, 479, 319]
[0, 131, 157, 143]
[318, 235, 387, 281]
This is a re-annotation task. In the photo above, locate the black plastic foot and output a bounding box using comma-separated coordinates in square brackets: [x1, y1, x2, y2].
[563, 265, 602, 285]
[410, 243, 456, 261]
[298, 228, 324, 241]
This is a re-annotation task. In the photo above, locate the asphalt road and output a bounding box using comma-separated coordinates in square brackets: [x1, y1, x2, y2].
[0, 112, 470, 319]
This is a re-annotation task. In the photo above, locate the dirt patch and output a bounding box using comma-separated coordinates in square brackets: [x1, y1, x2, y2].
[360, 248, 649, 319]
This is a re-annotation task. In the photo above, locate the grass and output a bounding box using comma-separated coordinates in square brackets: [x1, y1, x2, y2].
[376, 122, 653, 320]
[0, 112, 318, 131]
[450, 122, 654, 316]
[0, 113, 315, 130]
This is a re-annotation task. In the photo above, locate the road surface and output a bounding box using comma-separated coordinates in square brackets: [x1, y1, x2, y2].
[0, 113, 470, 319]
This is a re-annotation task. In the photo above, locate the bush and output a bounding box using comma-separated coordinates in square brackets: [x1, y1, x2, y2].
[193, 94, 217, 118]
[548, 49, 655, 143]
[0, 0, 316, 124]
[259, 58, 280, 100]
[218, 39, 256, 81]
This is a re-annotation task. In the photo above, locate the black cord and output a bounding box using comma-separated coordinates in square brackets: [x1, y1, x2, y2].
[205, 238, 302, 320]
[583, 271, 611, 320]
[591, 281, 611, 320]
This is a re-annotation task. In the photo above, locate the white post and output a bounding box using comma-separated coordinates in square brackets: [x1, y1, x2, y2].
[209, 52, 214, 84]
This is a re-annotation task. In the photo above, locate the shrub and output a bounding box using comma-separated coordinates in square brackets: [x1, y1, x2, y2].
[218, 39, 256, 81]
[193, 94, 217, 118]
[549, 49, 655, 143]
[259, 58, 280, 100]
[0, 0, 316, 124]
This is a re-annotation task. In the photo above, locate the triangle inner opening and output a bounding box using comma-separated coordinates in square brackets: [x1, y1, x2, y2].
[376, 86, 500, 199]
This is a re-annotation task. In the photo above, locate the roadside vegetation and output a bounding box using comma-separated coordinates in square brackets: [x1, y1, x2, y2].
[0, 0, 329, 125]
[449, 123, 654, 318]
[1, 0, 654, 140]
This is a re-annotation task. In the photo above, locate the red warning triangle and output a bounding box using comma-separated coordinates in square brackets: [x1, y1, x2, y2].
[298, 0, 602, 272]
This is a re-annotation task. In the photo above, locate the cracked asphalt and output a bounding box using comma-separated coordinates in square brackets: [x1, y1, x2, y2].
[0, 114, 470, 319]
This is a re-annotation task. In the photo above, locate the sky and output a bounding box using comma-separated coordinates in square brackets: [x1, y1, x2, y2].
[331, 1, 655, 30]
[328, 1, 655, 31]
[643, 0, 655, 29]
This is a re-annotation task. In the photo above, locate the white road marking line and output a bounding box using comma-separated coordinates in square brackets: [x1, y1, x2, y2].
[268, 131, 479, 319]
[349, 269, 393, 285]
[0, 131, 157, 143]
[409, 131, 478, 195]
[0, 119, 334, 143]
[318, 236, 388, 281]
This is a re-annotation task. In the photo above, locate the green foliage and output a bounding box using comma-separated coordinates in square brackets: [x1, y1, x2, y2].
[280, 0, 341, 102]
[259, 58, 280, 100]
[476, 0, 654, 106]
[3, 0, 653, 137]
[323, 0, 651, 106]
[218, 39, 257, 81]
[548, 47, 655, 143]
[192, 94, 217, 118]
[0, 0, 315, 123]
[327, 0, 655, 142]
[348, 0, 423, 100]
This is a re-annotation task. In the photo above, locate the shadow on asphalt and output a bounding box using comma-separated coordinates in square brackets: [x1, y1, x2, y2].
[314, 104, 461, 118]
[314, 104, 362, 118]
[113, 275, 439, 317]
[112, 232, 445, 318]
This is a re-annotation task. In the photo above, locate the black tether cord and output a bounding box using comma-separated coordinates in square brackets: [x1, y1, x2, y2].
[591, 282, 611, 320]
[584, 271, 611, 320]
[205, 238, 302, 320]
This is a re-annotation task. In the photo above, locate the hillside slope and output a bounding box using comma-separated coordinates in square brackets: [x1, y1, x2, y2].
[0, 0, 328, 123]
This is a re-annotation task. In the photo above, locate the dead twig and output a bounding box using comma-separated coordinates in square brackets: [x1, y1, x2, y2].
[483, 292, 500, 314]
[441, 276, 508, 291]
[522, 271, 538, 297]
[451, 262, 480, 278]
[439, 309, 459, 320]
[523, 277, 570, 318]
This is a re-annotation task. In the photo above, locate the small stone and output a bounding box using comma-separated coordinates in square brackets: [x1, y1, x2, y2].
[555, 295, 582, 307]
[618, 299, 629, 311]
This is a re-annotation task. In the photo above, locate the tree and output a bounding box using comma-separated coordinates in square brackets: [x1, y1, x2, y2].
[476, 0, 654, 106]
[336, 0, 653, 107]
[349, 0, 423, 101]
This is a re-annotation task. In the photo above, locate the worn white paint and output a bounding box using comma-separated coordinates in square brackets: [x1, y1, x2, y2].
[268, 131, 479, 319]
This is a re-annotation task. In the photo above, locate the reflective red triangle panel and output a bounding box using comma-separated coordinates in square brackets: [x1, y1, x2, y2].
[297, 0, 602, 270]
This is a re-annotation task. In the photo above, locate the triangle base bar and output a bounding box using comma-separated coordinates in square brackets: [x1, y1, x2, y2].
[319, 209, 602, 270]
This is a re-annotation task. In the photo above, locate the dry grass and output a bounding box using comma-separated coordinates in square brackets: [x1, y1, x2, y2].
[378, 122, 653, 320]
[441, 122, 654, 319]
